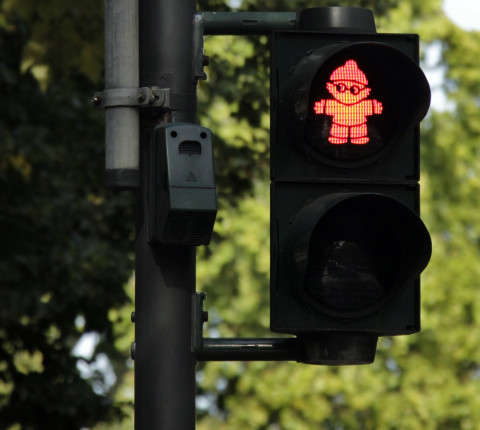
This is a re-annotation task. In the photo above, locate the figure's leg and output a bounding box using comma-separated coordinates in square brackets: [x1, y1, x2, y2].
[328, 123, 348, 144]
[350, 123, 369, 144]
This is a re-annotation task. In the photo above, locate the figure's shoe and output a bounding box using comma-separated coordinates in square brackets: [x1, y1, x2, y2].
[328, 136, 348, 144]
[351, 137, 370, 144]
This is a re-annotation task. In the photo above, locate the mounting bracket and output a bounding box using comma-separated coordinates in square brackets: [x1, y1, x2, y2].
[192, 292, 299, 362]
[192, 292, 378, 365]
[93, 87, 171, 109]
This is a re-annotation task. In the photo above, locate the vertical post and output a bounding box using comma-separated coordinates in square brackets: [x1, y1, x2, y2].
[135, 0, 197, 428]
[104, 0, 140, 188]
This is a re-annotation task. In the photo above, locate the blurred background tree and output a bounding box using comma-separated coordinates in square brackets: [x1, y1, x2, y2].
[1, 0, 480, 429]
[0, 1, 134, 428]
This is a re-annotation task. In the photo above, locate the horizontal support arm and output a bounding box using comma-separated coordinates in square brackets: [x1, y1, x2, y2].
[191, 293, 376, 365]
[192, 292, 299, 362]
[195, 337, 299, 362]
[199, 11, 296, 35]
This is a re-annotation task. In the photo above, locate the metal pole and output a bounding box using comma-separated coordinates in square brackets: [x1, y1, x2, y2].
[135, 0, 197, 428]
[104, 0, 140, 188]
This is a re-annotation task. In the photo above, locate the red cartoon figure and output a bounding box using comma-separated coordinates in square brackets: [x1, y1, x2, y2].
[313, 59, 383, 145]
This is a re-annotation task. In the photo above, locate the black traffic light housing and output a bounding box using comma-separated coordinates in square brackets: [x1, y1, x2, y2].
[270, 8, 432, 364]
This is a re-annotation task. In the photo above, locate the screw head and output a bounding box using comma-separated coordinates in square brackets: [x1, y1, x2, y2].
[131, 342, 136, 360]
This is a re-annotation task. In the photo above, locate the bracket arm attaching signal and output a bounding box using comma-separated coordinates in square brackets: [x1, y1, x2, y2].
[193, 11, 297, 81]
[192, 292, 299, 362]
[192, 292, 378, 365]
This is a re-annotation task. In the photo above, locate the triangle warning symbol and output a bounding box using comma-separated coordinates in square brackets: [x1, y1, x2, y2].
[186, 171, 197, 182]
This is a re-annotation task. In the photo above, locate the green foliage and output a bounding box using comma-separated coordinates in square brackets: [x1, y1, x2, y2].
[2, 0, 104, 85]
[0, 6, 134, 429]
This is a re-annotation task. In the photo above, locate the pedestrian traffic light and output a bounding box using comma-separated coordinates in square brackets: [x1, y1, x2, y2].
[270, 26, 432, 364]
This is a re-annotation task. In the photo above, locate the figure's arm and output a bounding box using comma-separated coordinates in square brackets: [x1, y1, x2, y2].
[373, 99, 383, 115]
[313, 99, 326, 114]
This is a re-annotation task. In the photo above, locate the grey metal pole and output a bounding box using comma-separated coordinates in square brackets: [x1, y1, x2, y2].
[104, 0, 140, 188]
[135, 0, 197, 429]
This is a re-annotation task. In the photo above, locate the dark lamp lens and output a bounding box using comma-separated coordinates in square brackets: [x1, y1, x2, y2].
[302, 199, 402, 314]
[305, 239, 386, 311]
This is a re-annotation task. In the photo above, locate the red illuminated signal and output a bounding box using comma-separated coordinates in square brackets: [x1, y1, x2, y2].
[313, 60, 383, 145]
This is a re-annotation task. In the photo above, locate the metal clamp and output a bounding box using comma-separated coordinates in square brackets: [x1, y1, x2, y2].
[93, 87, 171, 109]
